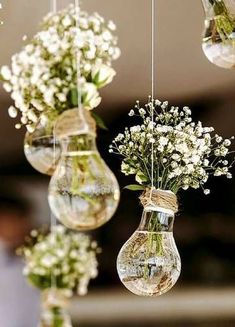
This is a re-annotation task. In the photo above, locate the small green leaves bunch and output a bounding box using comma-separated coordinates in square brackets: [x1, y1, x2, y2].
[110, 98, 234, 195]
[0, 4, 120, 132]
[19, 225, 99, 296]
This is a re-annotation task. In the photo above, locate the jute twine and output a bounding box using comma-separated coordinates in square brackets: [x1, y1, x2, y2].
[55, 108, 96, 139]
[42, 289, 69, 309]
[140, 188, 178, 214]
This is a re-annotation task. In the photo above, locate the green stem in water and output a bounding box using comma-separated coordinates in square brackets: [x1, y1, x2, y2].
[210, 0, 234, 40]
[52, 307, 64, 327]
[143, 214, 164, 280]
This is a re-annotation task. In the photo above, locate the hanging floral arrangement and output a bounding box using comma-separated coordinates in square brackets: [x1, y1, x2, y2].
[0, 4, 120, 132]
[110, 98, 234, 296]
[0, 3, 120, 177]
[18, 225, 99, 326]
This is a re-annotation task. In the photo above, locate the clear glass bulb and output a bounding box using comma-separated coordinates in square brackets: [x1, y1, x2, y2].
[24, 114, 60, 175]
[117, 205, 181, 296]
[202, 0, 235, 69]
[48, 108, 120, 231]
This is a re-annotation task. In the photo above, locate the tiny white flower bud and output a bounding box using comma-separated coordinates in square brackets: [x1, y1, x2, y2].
[26, 124, 35, 133]
[8, 106, 18, 118]
[15, 123, 21, 129]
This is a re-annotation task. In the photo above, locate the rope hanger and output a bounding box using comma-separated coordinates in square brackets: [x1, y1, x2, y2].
[150, 0, 156, 197]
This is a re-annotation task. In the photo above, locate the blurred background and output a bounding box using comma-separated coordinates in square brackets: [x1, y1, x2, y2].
[1, 0, 235, 326]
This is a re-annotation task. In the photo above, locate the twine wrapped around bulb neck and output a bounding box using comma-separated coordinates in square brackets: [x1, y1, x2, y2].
[41, 288, 70, 309]
[55, 107, 97, 139]
[140, 188, 178, 214]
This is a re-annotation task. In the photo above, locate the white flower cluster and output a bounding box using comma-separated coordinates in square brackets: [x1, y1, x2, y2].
[0, 4, 120, 132]
[110, 98, 234, 194]
[20, 225, 99, 296]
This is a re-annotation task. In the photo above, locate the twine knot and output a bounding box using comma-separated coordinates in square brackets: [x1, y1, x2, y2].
[140, 188, 178, 214]
[55, 107, 96, 139]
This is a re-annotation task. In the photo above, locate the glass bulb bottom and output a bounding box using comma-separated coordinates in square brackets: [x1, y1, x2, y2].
[48, 189, 120, 231]
[117, 231, 181, 297]
[202, 41, 235, 69]
[48, 149, 120, 231]
[202, 16, 235, 69]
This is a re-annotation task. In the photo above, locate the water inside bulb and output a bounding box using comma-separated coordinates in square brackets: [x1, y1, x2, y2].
[48, 109, 120, 231]
[117, 206, 181, 296]
[202, 0, 235, 68]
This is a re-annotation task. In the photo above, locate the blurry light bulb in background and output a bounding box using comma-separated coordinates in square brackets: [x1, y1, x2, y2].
[24, 113, 61, 175]
[201, 0, 235, 69]
[117, 204, 181, 296]
[48, 108, 120, 231]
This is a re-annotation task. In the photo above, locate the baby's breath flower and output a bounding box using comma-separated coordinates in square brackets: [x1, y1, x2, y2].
[8, 106, 18, 118]
[1, 4, 120, 131]
[139, 108, 146, 116]
[18, 225, 99, 295]
[111, 98, 234, 194]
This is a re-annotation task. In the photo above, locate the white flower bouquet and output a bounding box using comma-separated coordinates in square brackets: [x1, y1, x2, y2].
[0, 4, 120, 132]
[18, 225, 99, 296]
[110, 98, 234, 195]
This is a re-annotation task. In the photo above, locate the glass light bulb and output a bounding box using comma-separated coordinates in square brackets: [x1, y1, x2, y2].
[201, 0, 235, 69]
[48, 108, 120, 231]
[117, 206, 181, 296]
[24, 114, 60, 175]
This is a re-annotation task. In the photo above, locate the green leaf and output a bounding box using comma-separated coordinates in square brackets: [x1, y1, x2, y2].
[124, 184, 145, 191]
[68, 88, 83, 107]
[92, 112, 108, 130]
[69, 88, 78, 107]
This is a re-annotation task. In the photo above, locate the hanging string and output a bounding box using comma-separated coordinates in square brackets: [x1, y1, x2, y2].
[151, 0, 155, 100]
[74, 0, 89, 132]
[50, 0, 57, 233]
[51, 0, 57, 13]
[150, 0, 155, 196]
[50, 0, 58, 291]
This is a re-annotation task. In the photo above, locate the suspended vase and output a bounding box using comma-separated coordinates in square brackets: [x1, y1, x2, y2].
[24, 113, 61, 175]
[39, 289, 72, 327]
[48, 108, 120, 231]
[202, 0, 235, 68]
[117, 189, 181, 296]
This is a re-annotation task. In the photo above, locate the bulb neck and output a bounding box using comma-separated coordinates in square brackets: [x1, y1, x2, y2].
[60, 133, 97, 155]
[138, 206, 175, 233]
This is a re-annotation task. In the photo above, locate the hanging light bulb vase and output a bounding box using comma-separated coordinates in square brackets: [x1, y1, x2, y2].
[39, 289, 72, 327]
[202, 0, 235, 68]
[24, 113, 61, 175]
[48, 108, 120, 231]
[117, 188, 181, 297]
